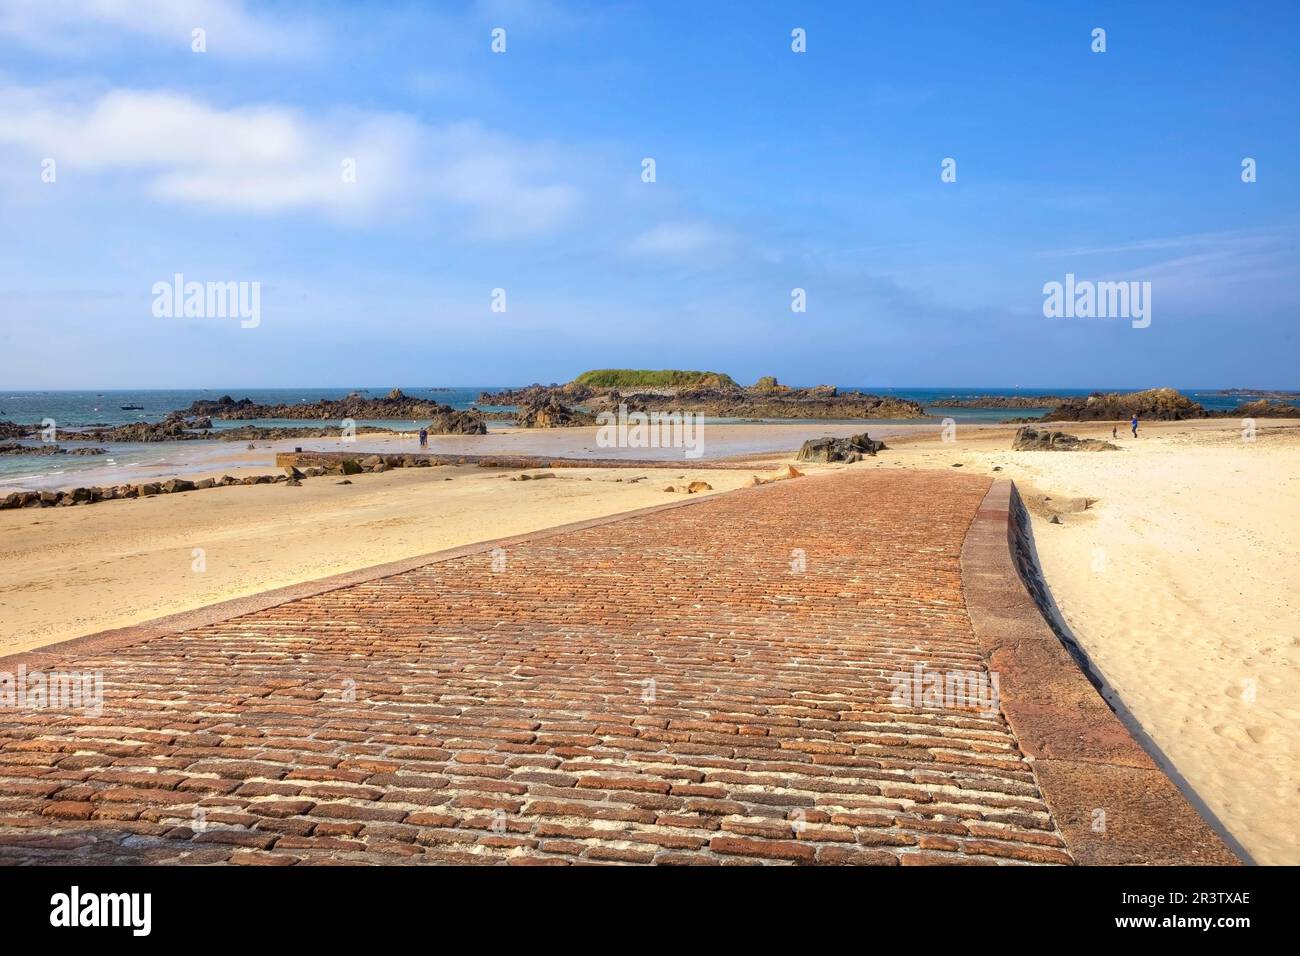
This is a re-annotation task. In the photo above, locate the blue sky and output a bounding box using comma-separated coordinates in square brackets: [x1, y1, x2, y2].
[1, 0, 1296, 389]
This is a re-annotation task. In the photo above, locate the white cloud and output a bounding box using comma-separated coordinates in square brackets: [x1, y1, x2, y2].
[0, 0, 316, 58]
[627, 221, 733, 260]
[0, 85, 581, 234]
[426, 123, 581, 238]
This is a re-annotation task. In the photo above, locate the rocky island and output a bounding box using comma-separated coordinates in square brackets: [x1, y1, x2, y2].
[1208, 388, 1300, 400]
[173, 389, 486, 434]
[0, 443, 107, 457]
[1013, 387, 1300, 423]
[479, 370, 928, 420]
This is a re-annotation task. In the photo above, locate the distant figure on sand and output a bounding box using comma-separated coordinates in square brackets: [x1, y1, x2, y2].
[1112, 425, 1118, 439]
[418, 427, 428, 448]
[1130, 415, 1139, 438]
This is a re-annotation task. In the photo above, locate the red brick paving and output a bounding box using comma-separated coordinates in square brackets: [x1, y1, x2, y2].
[0, 469, 1084, 865]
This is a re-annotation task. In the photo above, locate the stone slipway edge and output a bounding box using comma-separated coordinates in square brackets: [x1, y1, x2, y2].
[961, 479, 1240, 865]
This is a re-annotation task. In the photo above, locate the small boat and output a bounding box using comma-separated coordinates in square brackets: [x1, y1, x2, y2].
[120, 403, 144, 410]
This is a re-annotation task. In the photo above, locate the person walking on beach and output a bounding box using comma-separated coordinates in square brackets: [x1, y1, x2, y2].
[1130, 414, 1139, 438]
[418, 426, 428, 448]
[1112, 425, 1118, 439]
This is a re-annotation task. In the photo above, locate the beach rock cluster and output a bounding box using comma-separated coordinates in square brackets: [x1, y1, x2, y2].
[0, 473, 298, 509]
[0, 421, 402, 448]
[1008, 388, 1300, 423]
[1037, 387, 1206, 422]
[292, 453, 472, 476]
[351, 454, 438, 474]
[0, 443, 107, 457]
[479, 383, 595, 406]
[177, 395, 258, 416]
[0, 454, 461, 510]
[662, 480, 714, 493]
[173, 390, 487, 433]
[513, 396, 597, 428]
[0, 417, 404, 446]
[479, 372, 928, 420]
[0, 454, 452, 510]
[79, 419, 207, 442]
[426, 406, 488, 435]
[54, 412, 221, 443]
[796, 433, 887, 463]
[1012, 426, 1119, 451]
[215, 425, 396, 442]
[166, 413, 213, 429]
[1223, 398, 1300, 418]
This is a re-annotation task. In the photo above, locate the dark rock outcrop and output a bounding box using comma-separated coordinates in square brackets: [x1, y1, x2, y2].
[796, 433, 887, 463]
[427, 407, 487, 435]
[480, 375, 926, 420]
[213, 425, 395, 442]
[81, 419, 204, 442]
[0, 421, 32, 439]
[479, 383, 595, 406]
[0, 443, 108, 456]
[172, 391, 486, 433]
[0, 443, 59, 456]
[172, 395, 257, 417]
[514, 396, 597, 428]
[1213, 399, 1300, 418]
[1012, 426, 1119, 451]
[1039, 388, 1206, 422]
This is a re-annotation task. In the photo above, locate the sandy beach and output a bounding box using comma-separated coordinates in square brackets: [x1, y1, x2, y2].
[878, 418, 1300, 866]
[1, 418, 1296, 864]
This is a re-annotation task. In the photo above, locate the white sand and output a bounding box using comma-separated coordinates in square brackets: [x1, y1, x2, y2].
[877, 418, 1300, 865]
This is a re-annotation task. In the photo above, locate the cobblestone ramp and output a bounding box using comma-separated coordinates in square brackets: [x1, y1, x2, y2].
[0, 470, 1085, 865]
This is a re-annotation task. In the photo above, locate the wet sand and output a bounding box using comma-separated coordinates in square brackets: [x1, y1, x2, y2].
[3, 421, 939, 492]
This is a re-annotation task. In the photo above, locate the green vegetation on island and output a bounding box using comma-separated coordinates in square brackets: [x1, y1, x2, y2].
[572, 369, 739, 389]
